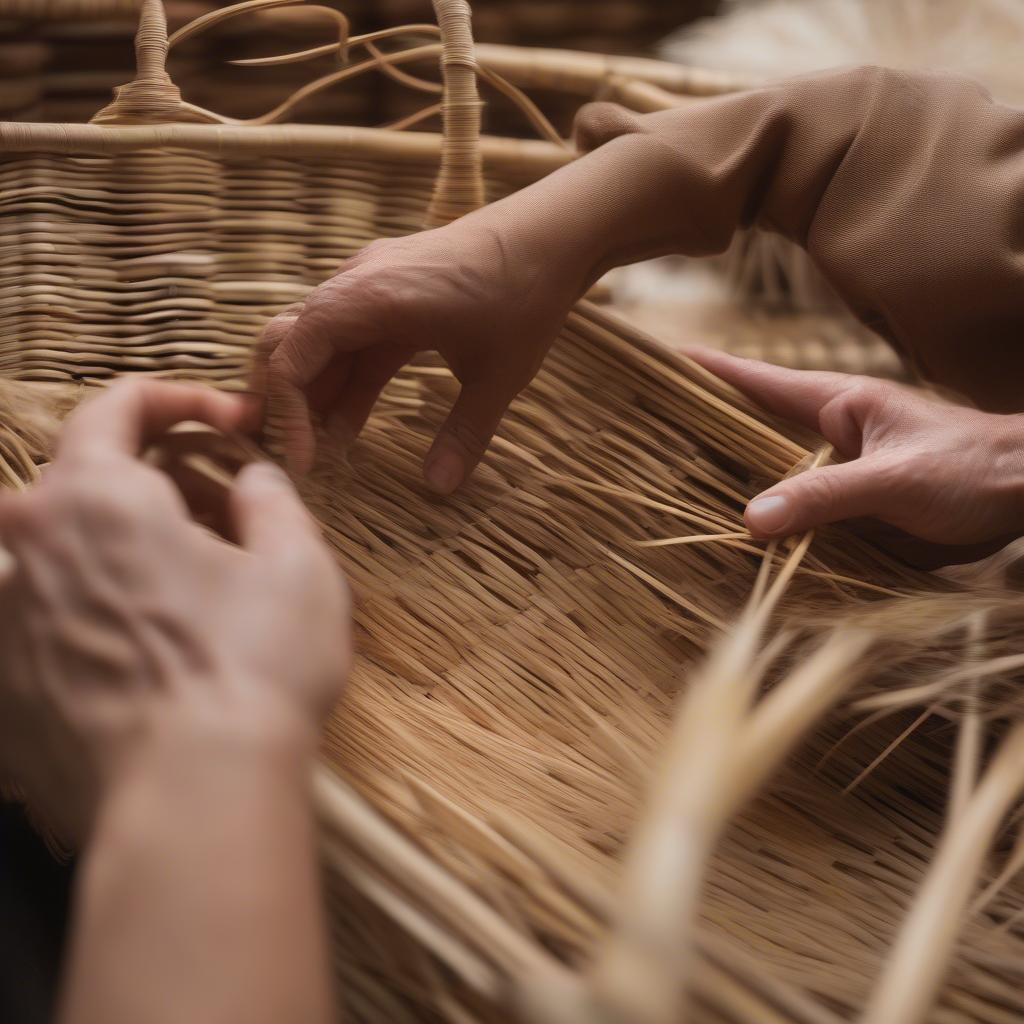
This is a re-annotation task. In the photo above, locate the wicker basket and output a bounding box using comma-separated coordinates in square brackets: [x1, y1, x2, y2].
[4, 4, 1024, 1023]
[0, 1, 720, 124]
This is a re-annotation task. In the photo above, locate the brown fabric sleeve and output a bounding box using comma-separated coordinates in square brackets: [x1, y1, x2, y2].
[575, 66, 1024, 412]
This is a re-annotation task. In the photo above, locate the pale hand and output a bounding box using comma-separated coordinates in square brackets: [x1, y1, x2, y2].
[257, 217, 584, 492]
[0, 379, 351, 840]
[688, 347, 1024, 567]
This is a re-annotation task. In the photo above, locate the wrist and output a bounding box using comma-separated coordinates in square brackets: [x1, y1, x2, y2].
[90, 693, 317, 847]
[66, 709, 327, 1024]
[467, 132, 666, 300]
[991, 414, 1024, 528]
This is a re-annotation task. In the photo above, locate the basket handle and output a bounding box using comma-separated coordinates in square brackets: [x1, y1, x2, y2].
[425, 0, 485, 225]
[91, 0, 485, 224]
[91, 0, 195, 125]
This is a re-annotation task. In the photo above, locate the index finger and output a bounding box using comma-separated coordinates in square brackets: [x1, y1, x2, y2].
[58, 378, 255, 462]
[682, 346, 862, 431]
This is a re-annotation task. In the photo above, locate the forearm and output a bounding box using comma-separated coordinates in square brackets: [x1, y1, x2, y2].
[468, 67, 1024, 411]
[462, 73, 870, 298]
[58, 722, 333, 1024]
[461, 132, 698, 295]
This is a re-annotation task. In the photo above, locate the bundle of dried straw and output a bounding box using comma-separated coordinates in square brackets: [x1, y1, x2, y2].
[4, 3, 1024, 1022]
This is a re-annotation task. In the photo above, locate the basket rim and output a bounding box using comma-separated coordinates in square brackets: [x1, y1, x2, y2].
[0, 120, 572, 173]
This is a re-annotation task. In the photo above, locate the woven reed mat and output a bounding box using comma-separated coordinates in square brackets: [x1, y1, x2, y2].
[4, 278, 1024, 1022]
[4, 9, 1024, 1019]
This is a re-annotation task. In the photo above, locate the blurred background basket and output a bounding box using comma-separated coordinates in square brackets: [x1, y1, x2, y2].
[0, 0, 718, 126]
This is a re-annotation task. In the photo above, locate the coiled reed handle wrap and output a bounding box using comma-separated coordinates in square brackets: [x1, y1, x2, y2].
[425, 0, 486, 226]
[90, 0, 201, 124]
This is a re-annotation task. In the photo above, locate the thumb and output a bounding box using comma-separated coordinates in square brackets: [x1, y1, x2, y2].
[745, 456, 894, 538]
[231, 461, 319, 556]
[272, 284, 356, 391]
[423, 379, 517, 494]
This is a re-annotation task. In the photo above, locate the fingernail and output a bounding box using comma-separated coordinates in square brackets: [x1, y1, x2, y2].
[425, 450, 464, 495]
[243, 461, 289, 490]
[746, 494, 791, 533]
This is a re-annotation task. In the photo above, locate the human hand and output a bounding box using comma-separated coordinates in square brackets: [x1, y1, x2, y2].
[687, 347, 1024, 567]
[256, 213, 588, 492]
[0, 379, 351, 840]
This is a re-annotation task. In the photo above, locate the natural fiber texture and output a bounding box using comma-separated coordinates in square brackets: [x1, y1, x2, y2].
[6, 4, 1024, 1023]
[0, 0, 729, 133]
[610, 262, 907, 379]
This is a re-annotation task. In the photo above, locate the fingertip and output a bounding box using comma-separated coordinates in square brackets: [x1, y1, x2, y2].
[232, 459, 315, 552]
[325, 410, 358, 450]
[681, 344, 741, 367]
[235, 392, 263, 434]
[745, 493, 793, 537]
[424, 448, 465, 495]
[263, 374, 317, 477]
[209, 389, 255, 432]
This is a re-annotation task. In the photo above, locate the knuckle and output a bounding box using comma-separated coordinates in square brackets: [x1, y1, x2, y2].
[804, 469, 846, 516]
[890, 451, 933, 497]
[572, 102, 638, 151]
[267, 334, 319, 385]
[348, 268, 395, 310]
[358, 237, 389, 259]
[820, 378, 885, 445]
[260, 311, 299, 349]
[276, 535, 330, 581]
[63, 460, 168, 522]
[841, 377, 884, 410]
[447, 419, 489, 458]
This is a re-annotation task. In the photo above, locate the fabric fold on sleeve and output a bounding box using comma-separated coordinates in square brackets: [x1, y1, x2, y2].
[575, 66, 1024, 412]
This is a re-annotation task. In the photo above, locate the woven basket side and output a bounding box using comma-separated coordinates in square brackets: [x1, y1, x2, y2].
[0, 148, 540, 385]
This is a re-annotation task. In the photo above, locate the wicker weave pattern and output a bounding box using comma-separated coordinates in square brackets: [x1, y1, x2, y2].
[4, 4, 1024, 1024]
[0, 149, 538, 383]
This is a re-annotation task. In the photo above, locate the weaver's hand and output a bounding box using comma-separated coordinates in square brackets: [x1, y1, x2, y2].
[0, 379, 351, 840]
[688, 348, 1024, 567]
[258, 218, 583, 492]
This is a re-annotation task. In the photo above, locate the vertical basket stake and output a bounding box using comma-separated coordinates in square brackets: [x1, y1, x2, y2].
[425, 0, 486, 226]
[92, 0, 192, 125]
[135, 0, 172, 84]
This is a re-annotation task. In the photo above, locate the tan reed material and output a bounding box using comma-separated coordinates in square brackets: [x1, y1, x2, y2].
[4, 4, 1024, 1023]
